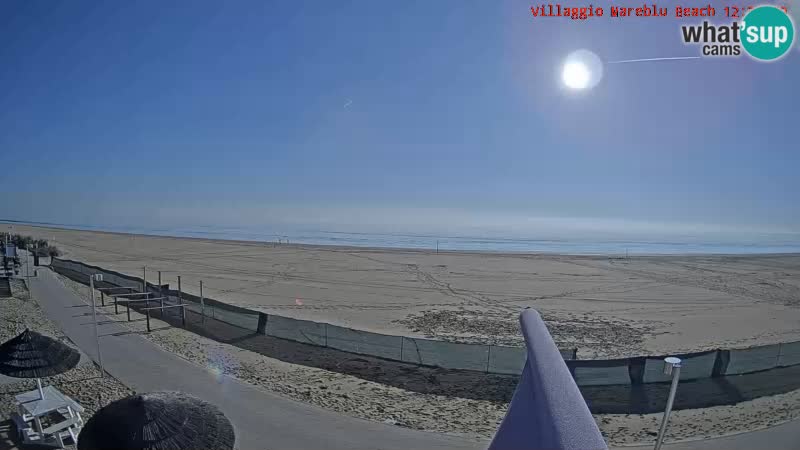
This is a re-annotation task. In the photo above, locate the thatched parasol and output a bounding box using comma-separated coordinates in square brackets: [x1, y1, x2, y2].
[0, 329, 80, 398]
[78, 391, 236, 450]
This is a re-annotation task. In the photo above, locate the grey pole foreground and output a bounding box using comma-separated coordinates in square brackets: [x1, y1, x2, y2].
[90, 273, 105, 377]
[654, 357, 682, 450]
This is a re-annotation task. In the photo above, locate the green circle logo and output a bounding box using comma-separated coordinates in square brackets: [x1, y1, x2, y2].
[741, 6, 795, 61]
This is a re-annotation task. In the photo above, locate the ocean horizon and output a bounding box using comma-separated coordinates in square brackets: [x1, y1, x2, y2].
[3, 219, 800, 256]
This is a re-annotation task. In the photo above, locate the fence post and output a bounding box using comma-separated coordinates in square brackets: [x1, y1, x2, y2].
[160, 297, 164, 318]
[142, 266, 146, 294]
[200, 280, 205, 323]
[115, 298, 119, 315]
[257, 313, 268, 334]
[101, 291, 105, 307]
[712, 350, 730, 377]
[146, 308, 151, 332]
[126, 302, 131, 322]
[178, 276, 183, 325]
[486, 345, 492, 373]
[628, 357, 647, 384]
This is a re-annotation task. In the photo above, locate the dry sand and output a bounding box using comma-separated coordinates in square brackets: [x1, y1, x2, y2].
[0, 279, 133, 450]
[55, 267, 800, 445]
[11, 224, 800, 359]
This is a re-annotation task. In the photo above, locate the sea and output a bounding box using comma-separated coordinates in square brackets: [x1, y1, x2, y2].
[3, 219, 800, 255]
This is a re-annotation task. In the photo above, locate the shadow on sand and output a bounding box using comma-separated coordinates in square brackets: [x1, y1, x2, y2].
[58, 267, 800, 413]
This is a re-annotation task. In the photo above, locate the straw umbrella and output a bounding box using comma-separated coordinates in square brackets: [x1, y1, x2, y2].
[78, 391, 236, 450]
[0, 329, 80, 399]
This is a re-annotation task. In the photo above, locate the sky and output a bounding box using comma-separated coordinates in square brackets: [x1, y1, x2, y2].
[1, 1, 798, 239]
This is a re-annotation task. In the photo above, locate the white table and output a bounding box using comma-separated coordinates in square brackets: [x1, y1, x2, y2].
[15, 386, 84, 444]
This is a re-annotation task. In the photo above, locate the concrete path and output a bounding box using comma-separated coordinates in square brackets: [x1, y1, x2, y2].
[26, 265, 486, 450]
[624, 419, 800, 450]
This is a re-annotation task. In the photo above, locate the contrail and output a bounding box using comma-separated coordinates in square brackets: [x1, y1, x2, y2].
[608, 56, 701, 64]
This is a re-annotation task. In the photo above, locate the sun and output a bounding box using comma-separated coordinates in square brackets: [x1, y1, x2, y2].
[562, 62, 591, 89]
[560, 49, 604, 91]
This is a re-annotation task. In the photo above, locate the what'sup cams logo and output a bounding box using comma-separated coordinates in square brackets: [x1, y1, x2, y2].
[681, 5, 795, 61]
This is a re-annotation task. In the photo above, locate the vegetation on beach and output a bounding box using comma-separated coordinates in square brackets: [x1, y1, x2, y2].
[0, 233, 61, 257]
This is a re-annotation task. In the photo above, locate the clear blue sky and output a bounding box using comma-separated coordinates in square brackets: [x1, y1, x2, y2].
[1, 1, 798, 237]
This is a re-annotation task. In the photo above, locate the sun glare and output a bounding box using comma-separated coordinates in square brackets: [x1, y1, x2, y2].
[561, 49, 604, 91]
[562, 62, 590, 89]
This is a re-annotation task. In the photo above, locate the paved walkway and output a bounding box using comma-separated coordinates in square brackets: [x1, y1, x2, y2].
[21, 257, 800, 450]
[27, 266, 485, 450]
[624, 419, 799, 450]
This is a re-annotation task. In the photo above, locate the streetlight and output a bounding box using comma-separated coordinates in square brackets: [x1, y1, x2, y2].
[89, 274, 105, 377]
[654, 356, 682, 450]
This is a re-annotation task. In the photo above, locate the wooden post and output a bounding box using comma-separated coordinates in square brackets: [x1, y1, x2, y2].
[114, 298, 119, 315]
[177, 276, 182, 321]
[158, 271, 163, 318]
[182, 305, 186, 328]
[101, 291, 105, 307]
[126, 302, 131, 322]
[146, 308, 151, 332]
[200, 280, 205, 323]
[142, 266, 147, 294]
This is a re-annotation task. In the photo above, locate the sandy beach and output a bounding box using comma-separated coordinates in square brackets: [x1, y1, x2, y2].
[48, 270, 800, 444]
[9, 224, 800, 358]
[7, 224, 800, 358]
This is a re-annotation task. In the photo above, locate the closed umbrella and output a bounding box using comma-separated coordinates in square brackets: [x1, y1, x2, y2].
[0, 329, 80, 398]
[78, 391, 235, 450]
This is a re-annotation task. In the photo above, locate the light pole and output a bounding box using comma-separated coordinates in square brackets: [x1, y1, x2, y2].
[90, 274, 105, 377]
[654, 356, 682, 450]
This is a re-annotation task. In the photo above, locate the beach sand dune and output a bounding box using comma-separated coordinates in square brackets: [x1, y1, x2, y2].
[10, 224, 800, 358]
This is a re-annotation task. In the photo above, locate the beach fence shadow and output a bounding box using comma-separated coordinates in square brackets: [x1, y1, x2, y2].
[581, 363, 800, 414]
[175, 308, 520, 402]
[153, 307, 800, 412]
[52, 265, 800, 412]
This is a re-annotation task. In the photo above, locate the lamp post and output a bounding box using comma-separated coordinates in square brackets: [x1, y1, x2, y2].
[654, 356, 682, 450]
[90, 274, 105, 377]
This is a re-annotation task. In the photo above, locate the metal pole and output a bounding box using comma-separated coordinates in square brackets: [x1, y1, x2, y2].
[200, 280, 205, 323]
[90, 275, 104, 378]
[654, 357, 682, 450]
[178, 275, 186, 326]
[158, 271, 162, 316]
